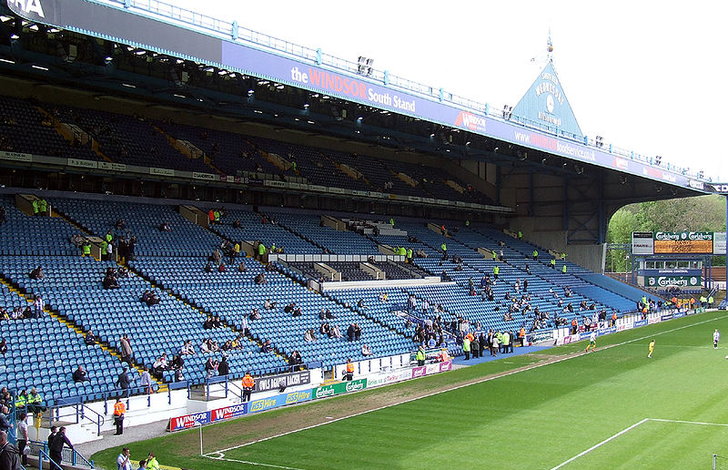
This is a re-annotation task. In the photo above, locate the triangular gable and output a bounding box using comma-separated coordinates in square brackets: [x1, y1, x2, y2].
[511, 62, 583, 137]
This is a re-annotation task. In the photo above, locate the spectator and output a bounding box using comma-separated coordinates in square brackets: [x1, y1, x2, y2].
[237, 260, 247, 272]
[72, 365, 89, 383]
[119, 335, 133, 364]
[139, 368, 152, 394]
[29, 265, 44, 280]
[0, 407, 9, 433]
[254, 273, 267, 285]
[49, 426, 73, 465]
[16, 412, 28, 466]
[171, 354, 184, 372]
[288, 350, 303, 370]
[361, 344, 373, 356]
[0, 339, 6, 355]
[180, 340, 195, 355]
[218, 356, 230, 376]
[84, 330, 96, 346]
[304, 329, 317, 342]
[0, 430, 21, 469]
[260, 340, 272, 353]
[204, 357, 219, 378]
[115, 368, 131, 396]
[146, 453, 160, 470]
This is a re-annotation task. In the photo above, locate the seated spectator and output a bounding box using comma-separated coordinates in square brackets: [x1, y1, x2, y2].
[304, 329, 317, 342]
[330, 324, 343, 338]
[0, 338, 6, 355]
[284, 303, 295, 314]
[361, 344, 373, 356]
[237, 261, 247, 272]
[292, 306, 303, 317]
[151, 354, 169, 378]
[379, 293, 389, 302]
[180, 340, 195, 355]
[29, 265, 44, 280]
[260, 339, 272, 353]
[264, 299, 276, 310]
[204, 357, 219, 378]
[158, 222, 171, 232]
[218, 263, 227, 273]
[255, 273, 267, 285]
[320, 322, 331, 336]
[250, 308, 262, 320]
[203, 316, 214, 330]
[72, 365, 89, 383]
[171, 354, 184, 371]
[357, 299, 367, 309]
[204, 262, 214, 273]
[102, 271, 119, 289]
[84, 331, 96, 346]
[325, 309, 335, 319]
[211, 315, 222, 329]
[288, 350, 303, 369]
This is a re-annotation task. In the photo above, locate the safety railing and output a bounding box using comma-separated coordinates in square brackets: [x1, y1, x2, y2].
[45, 398, 105, 437]
[29, 440, 95, 469]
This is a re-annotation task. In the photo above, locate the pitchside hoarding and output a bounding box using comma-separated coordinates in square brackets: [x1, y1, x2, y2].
[645, 276, 701, 288]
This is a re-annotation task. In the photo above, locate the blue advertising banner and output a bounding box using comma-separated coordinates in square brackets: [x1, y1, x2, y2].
[248, 388, 314, 414]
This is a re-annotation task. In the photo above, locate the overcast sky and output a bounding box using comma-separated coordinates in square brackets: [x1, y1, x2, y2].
[173, 0, 727, 181]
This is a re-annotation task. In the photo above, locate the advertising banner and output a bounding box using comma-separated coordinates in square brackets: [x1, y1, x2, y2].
[645, 276, 701, 288]
[254, 370, 311, 393]
[653, 232, 713, 254]
[714, 232, 727, 255]
[248, 389, 314, 414]
[367, 369, 412, 388]
[313, 379, 367, 399]
[632, 232, 655, 255]
[168, 411, 212, 431]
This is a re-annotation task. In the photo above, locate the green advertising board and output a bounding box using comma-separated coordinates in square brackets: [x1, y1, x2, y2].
[313, 379, 367, 399]
[645, 276, 701, 288]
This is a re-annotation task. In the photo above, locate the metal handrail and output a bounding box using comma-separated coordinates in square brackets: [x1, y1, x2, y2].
[37, 449, 63, 470]
[86, 0, 705, 181]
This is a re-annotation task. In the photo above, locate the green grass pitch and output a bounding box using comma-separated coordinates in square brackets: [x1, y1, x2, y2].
[93, 310, 728, 469]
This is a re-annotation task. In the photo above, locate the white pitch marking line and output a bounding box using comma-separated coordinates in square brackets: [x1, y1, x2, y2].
[649, 418, 728, 427]
[203, 454, 306, 470]
[550, 418, 650, 470]
[208, 312, 728, 457]
[550, 417, 728, 469]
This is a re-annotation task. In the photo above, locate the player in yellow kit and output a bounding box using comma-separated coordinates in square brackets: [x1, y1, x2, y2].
[647, 339, 655, 358]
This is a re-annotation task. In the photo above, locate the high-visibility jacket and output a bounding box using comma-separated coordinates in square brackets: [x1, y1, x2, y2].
[465, 220, 470, 227]
[519, 328, 526, 338]
[82, 243, 91, 255]
[242, 375, 254, 389]
[214, 211, 221, 222]
[39, 199, 47, 212]
[113, 401, 126, 416]
[147, 457, 160, 470]
[700, 296, 707, 303]
[571, 319, 578, 327]
[32, 199, 40, 214]
[440, 243, 447, 252]
[258, 243, 266, 256]
[709, 297, 714, 304]
[415, 349, 425, 361]
[561, 265, 567, 274]
[532, 250, 538, 258]
[28, 392, 42, 404]
[234, 243, 241, 253]
[517, 231, 523, 239]
[389, 218, 395, 226]
[406, 249, 413, 259]
[462, 338, 471, 352]
[493, 266, 500, 275]
[612, 313, 618, 321]
[492, 251, 497, 260]
[346, 362, 354, 373]
[15, 395, 26, 408]
[550, 259, 556, 266]
[100, 240, 108, 253]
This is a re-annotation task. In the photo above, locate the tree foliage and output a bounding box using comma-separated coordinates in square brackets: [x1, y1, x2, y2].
[606, 195, 727, 271]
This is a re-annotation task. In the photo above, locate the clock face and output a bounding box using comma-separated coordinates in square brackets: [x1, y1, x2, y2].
[546, 94, 555, 113]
